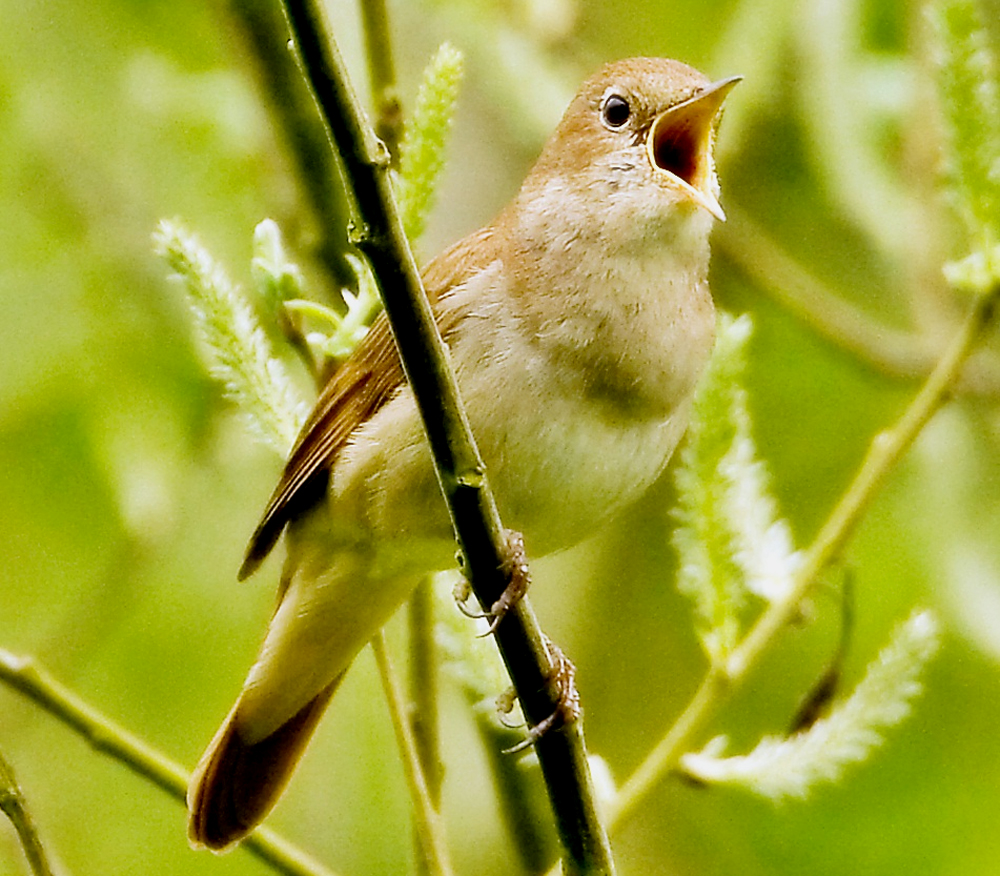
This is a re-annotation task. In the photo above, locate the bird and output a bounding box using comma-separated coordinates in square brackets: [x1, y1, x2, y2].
[188, 56, 739, 850]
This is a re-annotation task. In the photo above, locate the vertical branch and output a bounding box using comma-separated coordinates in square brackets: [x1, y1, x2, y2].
[360, 0, 403, 162]
[409, 579, 444, 807]
[356, 4, 448, 843]
[408, 578, 443, 876]
[276, 1, 615, 872]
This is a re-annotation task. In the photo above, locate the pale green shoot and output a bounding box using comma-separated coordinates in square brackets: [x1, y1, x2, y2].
[396, 43, 465, 246]
[681, 610, 940, 800]
[673, 314, 799, 662]
[284, 253, 383, 362]
[154, 219, 307, 454]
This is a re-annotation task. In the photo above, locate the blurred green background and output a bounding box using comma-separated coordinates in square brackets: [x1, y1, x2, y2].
[2, 0, 1000, 874]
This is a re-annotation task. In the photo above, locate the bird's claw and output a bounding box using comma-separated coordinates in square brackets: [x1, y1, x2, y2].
[484, 530, 530, 633]
[500, 639, 581, 754]
[452, 529, 531, 634]
[452, 576, 486, 619]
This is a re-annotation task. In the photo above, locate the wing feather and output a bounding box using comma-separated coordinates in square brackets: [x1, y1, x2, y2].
[239, 227, 499, 579]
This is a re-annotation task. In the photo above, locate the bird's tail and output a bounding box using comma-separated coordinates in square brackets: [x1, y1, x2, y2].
[187, 536, 424, 850]
[187, 673, 343, 851]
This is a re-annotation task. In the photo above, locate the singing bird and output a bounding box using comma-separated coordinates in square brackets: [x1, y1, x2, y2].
[188, 57, 739, 849]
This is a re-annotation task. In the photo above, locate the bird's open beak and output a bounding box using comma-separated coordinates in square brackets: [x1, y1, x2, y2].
[646, 76, 741, 222]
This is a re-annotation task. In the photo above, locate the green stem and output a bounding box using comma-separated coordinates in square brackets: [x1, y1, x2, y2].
[0, 748, 57, 876]
[408, 579, 443, 876]
[372, 633, 454, 876]
[605, 279, 999, 833]
[713, 200, 1000, 398]
[474, 716, 553, 875]
[0, 649, 340, 876]
[276, 2, 615, 873]
[718, 202, 929, 378]
[718, 201, 1000, 395]
[360, 0, 403, 162]
[409, 579, 443, 807]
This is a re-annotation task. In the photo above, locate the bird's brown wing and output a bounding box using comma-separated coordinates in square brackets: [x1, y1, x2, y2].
[238, 227, 498, 580]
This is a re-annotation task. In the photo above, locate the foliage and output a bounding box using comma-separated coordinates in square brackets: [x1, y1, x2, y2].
[283, 253, 383, 363]
[154, 219, 307, 454]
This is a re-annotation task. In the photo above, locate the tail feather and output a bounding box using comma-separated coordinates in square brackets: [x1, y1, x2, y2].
[187, 675, 343, 850]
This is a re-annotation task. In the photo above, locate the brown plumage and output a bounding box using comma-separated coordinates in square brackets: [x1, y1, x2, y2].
[188, 677, 341, 849]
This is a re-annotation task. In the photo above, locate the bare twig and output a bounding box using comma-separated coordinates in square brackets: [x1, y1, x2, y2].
[718, 200, 1000, 396]
[372, 633, 454, 876]
[222, 0, 353, 290]
[0, 747, 58, 876]
[408, 580, 444, 808]
[360, 0, 403, 161]
[0, 649, 340, 876]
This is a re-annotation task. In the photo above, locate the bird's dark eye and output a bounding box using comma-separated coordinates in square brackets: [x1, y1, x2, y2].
[601, 94, 631, 128]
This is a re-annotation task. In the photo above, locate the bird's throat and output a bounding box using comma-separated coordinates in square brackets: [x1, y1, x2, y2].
[503, 186, 716, 417]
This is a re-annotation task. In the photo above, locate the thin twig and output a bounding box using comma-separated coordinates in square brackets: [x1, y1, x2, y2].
[0, 649, 340, 876]
[276, 2, 615, 873]
[718, 202, 928, 377]
[408, 580, 444, 807]
[0, 747, 58, 876]
[603, 279, 999, 833]
[408, 579, 443, 876]
[357, 2, 447, 845]
[372, 633, 454, 876]
[359, 0, 403, 162]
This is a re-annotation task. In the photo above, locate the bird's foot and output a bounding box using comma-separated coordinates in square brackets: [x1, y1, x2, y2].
[500, 638, 581, 754]
[452, 529, 531, 635]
